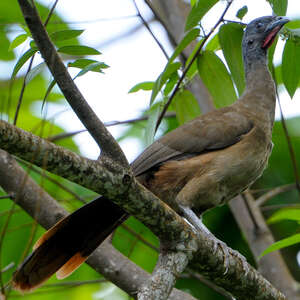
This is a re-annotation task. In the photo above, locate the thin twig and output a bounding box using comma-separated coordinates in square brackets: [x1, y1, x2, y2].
[0, 202, 15, 296]
[1, 263, 15, 274]
[15, 157, 87, 204]
[0, 150, 197, 300]
[0, 195, 12, 200]
[261, 203, 300, 212]
[273, 64, 300, 196]
[223, 19, 246, 26]
[278, 99, 300, 195]
[13, 57, 34, 125]
[41, 278, 106, 288]
[18, 0, 129, 167]
[0, 209, 21, 218]
[256, 183, 296, 207]
[121, 223, 159, 252]
[132, 0, 169, 60]
[47, 112, 176, 142]
[13, 0, 59, 125]
[6, 222, 34, 233]
[43, 0, 59, 26]
[154, 0, 234, 132]
[143, 0, 180, 53]
[184, 269, 235, 300]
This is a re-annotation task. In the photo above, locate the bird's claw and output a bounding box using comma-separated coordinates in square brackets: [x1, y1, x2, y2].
[211, 238, 249, 275]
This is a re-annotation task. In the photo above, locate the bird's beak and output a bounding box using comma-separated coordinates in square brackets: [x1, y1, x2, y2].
[262, 16, 289, 49]
[265, 16, 290, 32]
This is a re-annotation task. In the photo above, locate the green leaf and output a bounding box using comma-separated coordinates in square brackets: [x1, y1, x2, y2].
[73, 62, 106, 79]
[190, 0, 197, 7]
[282, 39, 300, 98]
[11, 47, 38, 79]
[267, 0, 288, 16]
[8, 34, 28, 51]
[236, 6, 248, 20]
[68, 58, 108, 69]
[0, 31, 15, 61]
[150, 62, 181, 105]
[268, 37, 278, 78]
[50, 29, 84, 42]
[185, 0, 218, 31]
[20, 25, 31, 36]
[286, 20, 300, 30]
[164, 72, 179, 95]
[219, 23, 245, 96]
[197, 50, 237, 107]
[268, 208, 300, 224]
[25, 62, 46, 85]
[129, 82, 154, 93]
[174, 90, 200, 125]
[260, 233, 300, 258]
[42, 79, 57, 112]
[169, 28, 200, 64]
[205, 33, 220, 51]
[186, 39, 204, 79]
[58, 45, 101, 55]
[30, 40, 36, 48]
[69, 59, 109, 78]
[145, 104, 161, 146]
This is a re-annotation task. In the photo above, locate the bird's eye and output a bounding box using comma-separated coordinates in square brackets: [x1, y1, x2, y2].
[256, 22, 263, 29]
[248, 39, 254, 45]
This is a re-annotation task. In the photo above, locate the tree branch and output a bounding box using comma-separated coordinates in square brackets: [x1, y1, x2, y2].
[0, 149, 196, 300]
[17, 0, 128, 167]
[230, 192, 299, 299]
[256, 183, 296, 207]
[0, 119, 287, 299]
[138, 246, 190, 299]
[154, 0, 232, 132]
[150, 0, 214, 116]
[0, 120, 194, 245]
[5, 1, 290, 298]
[150, 1, 299, 295]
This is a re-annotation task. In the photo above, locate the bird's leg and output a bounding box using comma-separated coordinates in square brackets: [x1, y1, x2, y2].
[179, 205, 249, 275]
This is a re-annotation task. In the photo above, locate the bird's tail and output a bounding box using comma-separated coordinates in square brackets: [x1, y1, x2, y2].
[12, 196, 127, 292]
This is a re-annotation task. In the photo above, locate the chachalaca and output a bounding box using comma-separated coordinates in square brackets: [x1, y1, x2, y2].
[13, 15, 289, 291]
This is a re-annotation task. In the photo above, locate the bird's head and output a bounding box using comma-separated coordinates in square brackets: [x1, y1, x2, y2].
[242, 16, 289, 67]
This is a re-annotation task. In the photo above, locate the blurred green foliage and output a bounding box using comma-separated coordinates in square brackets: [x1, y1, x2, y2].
[0, 0, 299, 300]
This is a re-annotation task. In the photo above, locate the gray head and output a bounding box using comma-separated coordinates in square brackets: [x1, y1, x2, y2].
[242, 16, 289, 70]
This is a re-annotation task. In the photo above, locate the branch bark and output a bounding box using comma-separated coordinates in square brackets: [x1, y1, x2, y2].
[17, 0, 128, 167]
[148, 1, 299, 296]
[138, 247, 190, 299]
[0, 149, 196, 300]
[0, 121, 286, 299]
[235, 191, 299, 300]
[4, 1, 291, 298]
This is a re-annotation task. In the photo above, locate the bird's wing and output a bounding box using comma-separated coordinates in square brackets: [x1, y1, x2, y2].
[132, 107, 253, 176]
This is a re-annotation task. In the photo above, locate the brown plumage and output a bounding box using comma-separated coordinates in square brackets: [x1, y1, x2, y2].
[13, 16, 289, 291]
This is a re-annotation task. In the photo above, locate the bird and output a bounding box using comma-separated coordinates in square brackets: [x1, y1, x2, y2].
[12, 15, 289, 291]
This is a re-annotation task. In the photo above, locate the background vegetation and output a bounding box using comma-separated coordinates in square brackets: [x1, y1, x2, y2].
[0, 0, 300, 299]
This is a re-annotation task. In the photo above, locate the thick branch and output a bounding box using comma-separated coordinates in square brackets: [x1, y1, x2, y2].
[0, 120, 193, 245]
[0, 121, 286, 299]
[138, 248, 190, 299]
[17, 0, 128, 167]
[150, 1, 299, 294]
[0, 149, 196, 300]
[238, 191, 299, 300]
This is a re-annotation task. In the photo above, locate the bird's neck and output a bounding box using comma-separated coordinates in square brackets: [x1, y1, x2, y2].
[241, 58, 276, 125]
[244, 59, 272, 90]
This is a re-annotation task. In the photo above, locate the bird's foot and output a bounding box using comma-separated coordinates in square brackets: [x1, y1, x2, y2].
[211, 238, 249, 275]
[179, 205, 249, 275]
